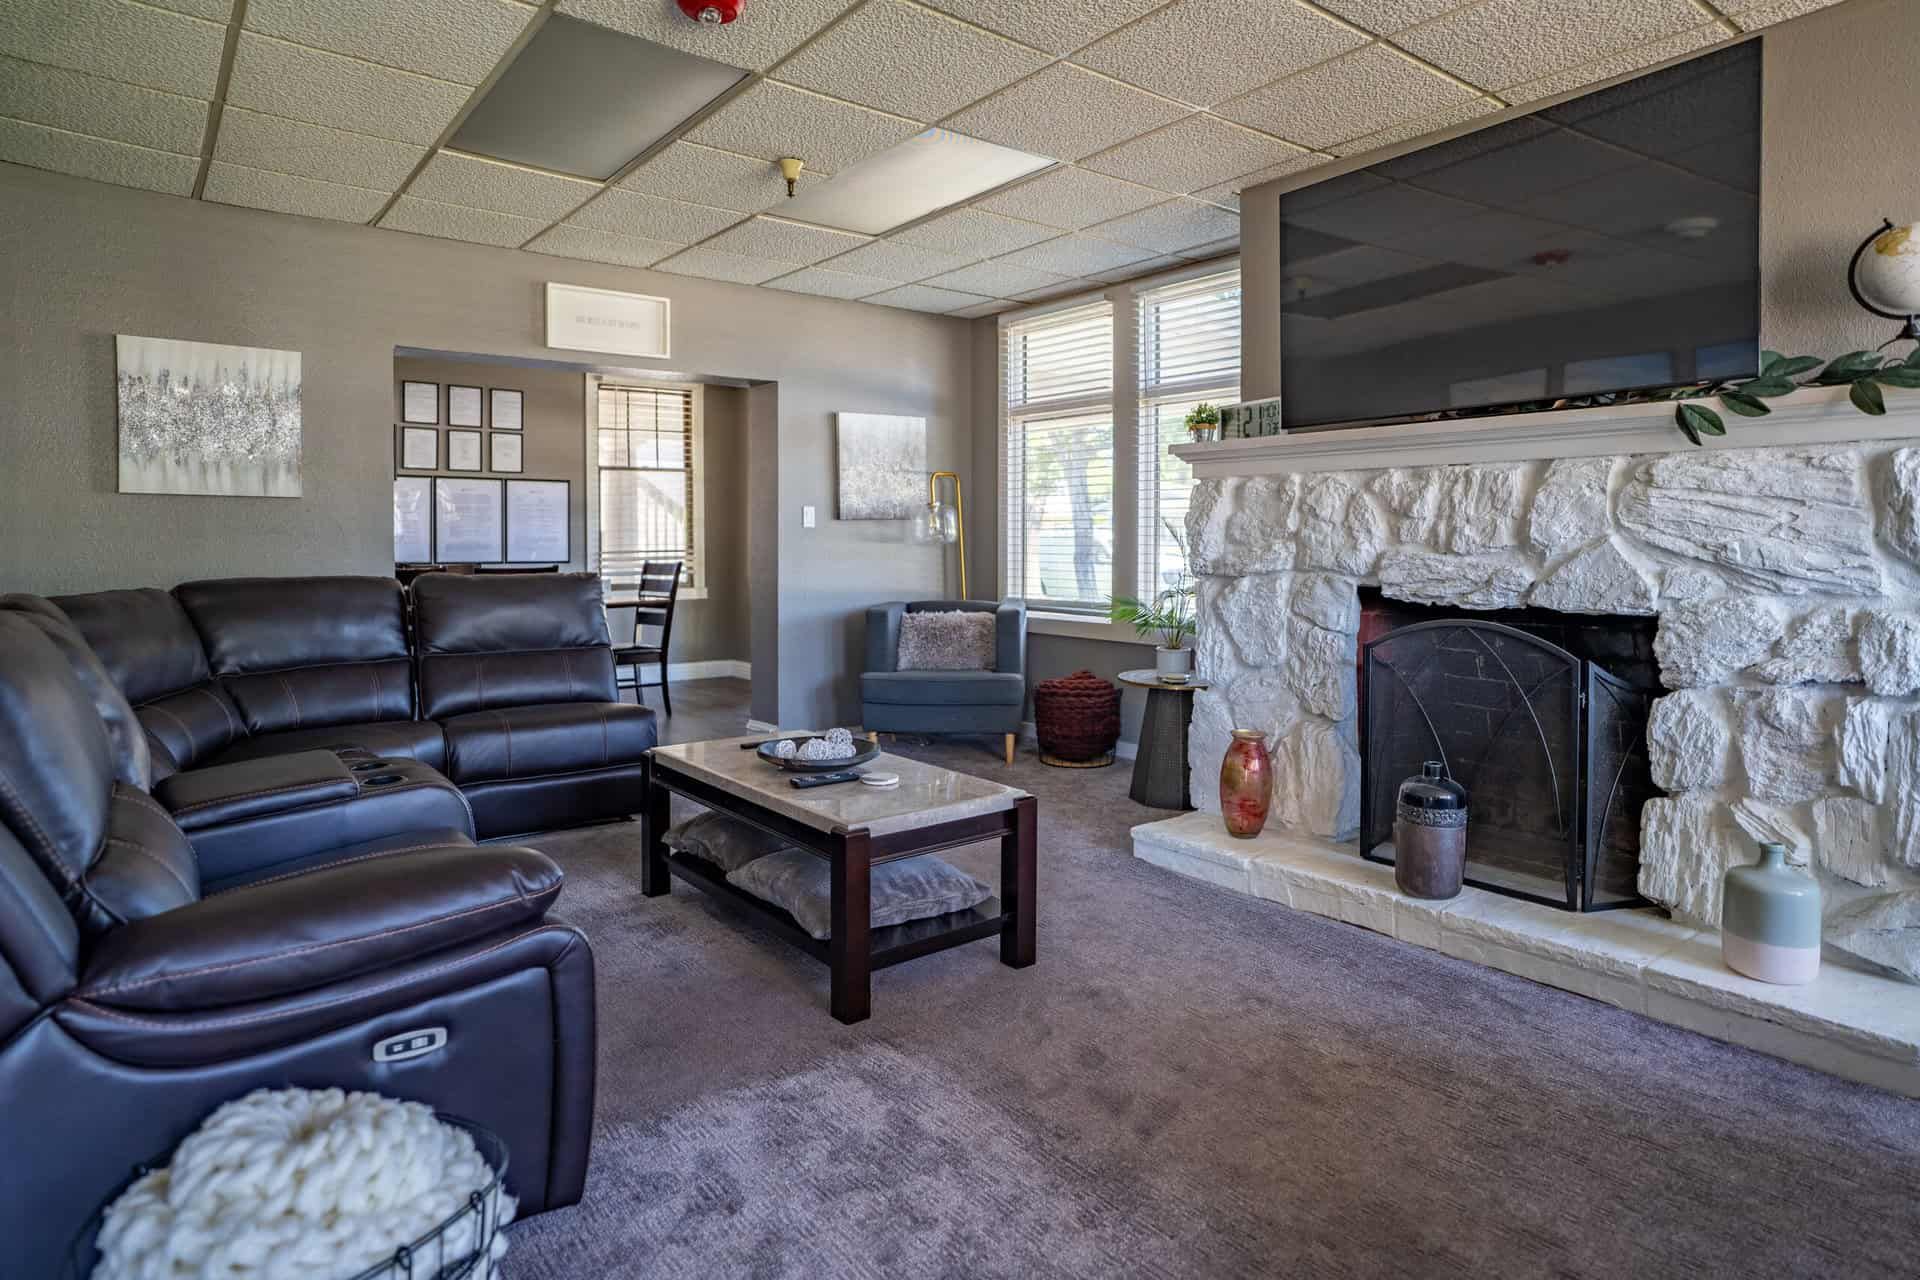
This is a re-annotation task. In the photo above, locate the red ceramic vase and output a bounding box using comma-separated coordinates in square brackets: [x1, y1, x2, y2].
[1220, 729, 1273, 838]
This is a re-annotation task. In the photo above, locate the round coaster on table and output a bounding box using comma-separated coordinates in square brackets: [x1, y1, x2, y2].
[860, 771, 900, 788]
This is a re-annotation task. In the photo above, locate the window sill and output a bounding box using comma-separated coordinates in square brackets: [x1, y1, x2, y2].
[1027, 612, 1152, 644]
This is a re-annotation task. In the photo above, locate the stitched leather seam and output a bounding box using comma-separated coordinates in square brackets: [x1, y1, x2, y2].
[217, 842, 463, 893]
[140, 701, 193, 748]
[425, 645, 605, 660]
[277, 674, 302, 728]
[66, 925, 559, 1029]
[212, 654, 408, 678]
[103, 836, 197, 899]
[117, 787, 176, 823]
[499, 710, 514, 778]
[168, 779, 358, 814]
[194, 686, 239, 739]
[596, 704, 608, 767]
[0, 769, 66, 884]
[561, 650, 575, 702]
[80, 883, 559, 997]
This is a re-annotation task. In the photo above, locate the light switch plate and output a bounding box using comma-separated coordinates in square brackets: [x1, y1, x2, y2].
[802, 505, 816, 528]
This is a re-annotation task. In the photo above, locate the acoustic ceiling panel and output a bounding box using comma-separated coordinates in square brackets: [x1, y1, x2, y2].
[919, 258, 1073, 299]
[226, 33, 470, 145]
[822, 237, 974, 282]
[619, 141, 820, 213]
[914, 0, 1166, 57]
[1328, 96, 1505, 158]
[527, 222, 682, 268]
[203, 161, 391, 222]
[213, 108, 428, 190]
[146, 0, 235, 18]
[686, 80, 920, 175]
[0, 0, 227, 97]
[568, 187, 740, 244]
[1074, 0, 1368, 108]
[1214, 44, 1478, 151]
[775, 0, 1049, 122]
[701, 215, 871, 265]
[995, 233, 1156, 277]
[890, 207, 1057, 259]
[654, 245, 797, 285]
[242, 0, 537, 85]
[974, 164, 1166, 230]
[0, 56, 207, 155]
[940, 64, 1188, 163]
[407, 151, 600, 221]
[558, 0, 859, 71]
[1726, 0, 1847, 30]
[1394, 0, 1706, 93]
[379, 194, 547, 247]
[1314, 0, 1465, 33]
[863, 282, 996, 314]
[1087, 199, 1240, 255]
[1082, 113, 1317, 193]
[952, 299, 1017, 318]
[0, 116, 198, 194]
[764, 265, 897, 300]
[1502, 24, 1722, 104]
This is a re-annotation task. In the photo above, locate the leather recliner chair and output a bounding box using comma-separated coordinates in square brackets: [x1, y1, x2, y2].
[0, 610, 596, 1275]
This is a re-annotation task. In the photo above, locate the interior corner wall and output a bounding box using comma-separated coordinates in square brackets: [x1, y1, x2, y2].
[0, 162, 971, 726]
[1235, 0, 1920, 396]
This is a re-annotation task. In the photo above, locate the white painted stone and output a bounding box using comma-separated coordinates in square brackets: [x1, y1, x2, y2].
[1193, 576, 1250, 687]
[1527, 456, 1616, 557]
[1653, 597, 1785, 688]
[1364, 467, 1445, 546]
[1282, 617, 1354, 721]
[1297, 474, 1381, 576]
[1288, 573, 1358, 635]
[1440, 463, 1531, 553]
[1880, 447, 1920, 567]
[1729, 688, 1839, 804]
[1646, 690, 1729, 791]
[1527, 537, 1656, 615]
[1192, 475, 1298, 575]
[1887, 709, 1920, 868]
[1187, 688, 1232, 814]
[1660, 567, 1724, 601]
[1857, 609, 1920, 696]
[1749, 607, 1861, 685]
[1835, 697, 1890, 803]
[1727, 797, 1810, 867]
[1812, 796, 1890, 888]
[1222, 672, 1302, 746]
[1270, 718, 1359, 840]
[1615, 448, 1881, 596]
[1377, 549, 1533, 610]
[1825, 890, 1920, 984]
[1639, 792, 1744, 926]
[1215, 573, 1289, 668]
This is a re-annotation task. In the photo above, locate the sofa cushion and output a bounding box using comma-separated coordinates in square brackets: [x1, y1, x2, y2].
[897, 609, 997, 671]
[440, 702, 656, 785]
[413, 573, 617, 719]
[0, 596, 152, 790]
[49, 588, 209, 705]
[136, 685, 244, 778]
[204, 827, 475, 894]
[727, 848, 990, 940]
[860, 670, 1025, 707]
[204, 718, 447, 771]
[665, 812, 789, 873]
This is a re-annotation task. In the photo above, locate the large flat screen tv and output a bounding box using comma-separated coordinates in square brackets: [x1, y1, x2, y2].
[1279, 41, 1760, 432]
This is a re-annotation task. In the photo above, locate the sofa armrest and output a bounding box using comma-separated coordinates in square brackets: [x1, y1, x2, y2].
[153, 750, 358, 831]
[865, 602, 906, 673]
[78, 845, 561, 1012]
[995, 598, 1027, 676]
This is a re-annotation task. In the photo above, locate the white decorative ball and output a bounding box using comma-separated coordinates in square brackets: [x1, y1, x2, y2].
[1857, 222, 1920, 315]
[772, 739, 798, 758]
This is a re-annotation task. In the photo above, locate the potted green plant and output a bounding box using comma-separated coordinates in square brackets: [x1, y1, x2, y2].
[1111, 522, 1197, 677]
[1185, 402, 1221, 444]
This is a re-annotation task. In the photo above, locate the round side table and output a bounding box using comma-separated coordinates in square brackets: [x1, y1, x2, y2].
[1117, 669, 1211, 810]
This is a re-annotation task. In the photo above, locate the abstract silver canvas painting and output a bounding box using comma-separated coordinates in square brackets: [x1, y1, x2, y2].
[836, 412, 926, 520]
[116, 335, 302, 497]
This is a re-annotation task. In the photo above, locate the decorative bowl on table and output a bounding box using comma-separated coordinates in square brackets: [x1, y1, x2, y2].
[755, 731, 880, 773]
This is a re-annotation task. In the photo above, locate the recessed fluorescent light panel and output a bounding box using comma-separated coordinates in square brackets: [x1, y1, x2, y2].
[781, 129, 1054, 236]
[452, 16, 747, 180]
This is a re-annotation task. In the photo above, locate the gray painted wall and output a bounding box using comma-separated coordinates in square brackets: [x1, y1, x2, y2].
[0, 162, 970, 728]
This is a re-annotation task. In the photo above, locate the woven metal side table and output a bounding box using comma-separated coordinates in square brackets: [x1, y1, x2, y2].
[1116, 670, 1210, 810]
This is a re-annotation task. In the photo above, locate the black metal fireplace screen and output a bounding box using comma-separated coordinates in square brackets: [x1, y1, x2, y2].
[1359, 619, 1655, 912]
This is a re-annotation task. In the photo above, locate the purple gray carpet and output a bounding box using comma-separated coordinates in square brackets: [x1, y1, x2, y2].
[505, 736, 1920, 1277]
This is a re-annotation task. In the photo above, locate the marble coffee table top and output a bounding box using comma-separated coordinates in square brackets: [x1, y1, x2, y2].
[649, 734, 1028, 837]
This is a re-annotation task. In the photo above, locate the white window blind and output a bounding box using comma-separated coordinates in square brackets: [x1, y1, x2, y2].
[1138, 269, 1239, 593]
[1002, 301, 1115, 613]
[595, 383, 696, 587]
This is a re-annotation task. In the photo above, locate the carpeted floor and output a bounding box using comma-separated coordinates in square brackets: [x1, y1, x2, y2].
[506, 714, 1920, 1277]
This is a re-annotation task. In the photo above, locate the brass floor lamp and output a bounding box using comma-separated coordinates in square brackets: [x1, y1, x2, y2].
[912, 470, 967, 600]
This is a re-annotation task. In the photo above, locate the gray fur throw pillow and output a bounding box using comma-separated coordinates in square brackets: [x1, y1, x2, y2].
[664, 812, 789, 872]
[897, 610, 995, 671]
[727, 849, 991, 939]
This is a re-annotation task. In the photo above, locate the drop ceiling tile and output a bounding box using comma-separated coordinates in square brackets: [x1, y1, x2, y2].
[227, 34, 470, 145]
[1327, 95, 1504, 157]
[0, 0, 226, 97]
[1503, 25, 1722, 103]
[1086, 198, 1239, 254]
[380, 194, 546, 247]
[1315, 0, 1467, 32]
[821, 238, 973, 281]
[559, 0, 858, 71]
[974, 165, 1165, 229]
[864, 282, 994, 313]
[0, 56, 205, 155]
[952, 299, 1017, 318]
[996, 233, 1155, 277]
[686, 81, 920, 174]
[204, 161, 391, 221]
[147, 0, 234, 17]
[775, 0, 1049, 121]
[1179, 236, 1239, 260]
[702, 215, 871, 264]
[621, 141, 821, 213]
[1089, 253, 1183, 283]
[1395, 0, 1704, 93]
[568, 187, 740, 243]
[527, 223, 681, 268]
[1013, 279, 1091, 302]
[764, 265, 896, 300]
[1192, 155, 1334, 210]
[654, 246, 793, 285]
[1082, 113, 1317, 193]
[244, 0, 536, 85]
[0, 117, 197, 194]
[215, 108, 427, 189]
[916, 0, 1166, 57]
[1723, 0, 1847, 28]
[891, 207, 1056, 259]
[1213, 44, 1477, 150]
[407, 151, 599, 221]
[920, 259, 1073, 297]
[940, 64, 1188, 163]
[1075, 0, 1368, 107]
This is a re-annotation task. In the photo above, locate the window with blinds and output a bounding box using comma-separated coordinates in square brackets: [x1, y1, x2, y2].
[1138, 269, 1240, 594]
[1002, 301, 1114, 613]
[595, 383, 697, 587]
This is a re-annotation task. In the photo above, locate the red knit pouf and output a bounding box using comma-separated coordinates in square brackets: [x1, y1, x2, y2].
[1033, 670, 1121, 767]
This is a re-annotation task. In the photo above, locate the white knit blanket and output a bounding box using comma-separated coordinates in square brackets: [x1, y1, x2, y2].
[93, 1087, 515, 1280]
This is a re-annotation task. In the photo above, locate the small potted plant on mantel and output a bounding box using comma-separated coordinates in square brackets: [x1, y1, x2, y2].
[1185, 402, 1220, 443]
[1110, 522, 1197, 678]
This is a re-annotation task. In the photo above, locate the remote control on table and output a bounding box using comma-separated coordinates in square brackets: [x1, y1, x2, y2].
[789, 771, 861, 789]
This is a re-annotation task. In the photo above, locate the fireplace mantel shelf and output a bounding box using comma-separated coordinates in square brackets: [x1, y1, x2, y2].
[1172, 386, 1920, 478]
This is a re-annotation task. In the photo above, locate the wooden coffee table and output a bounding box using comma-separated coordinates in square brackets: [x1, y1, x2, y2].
[641, 736, 1037, 1023]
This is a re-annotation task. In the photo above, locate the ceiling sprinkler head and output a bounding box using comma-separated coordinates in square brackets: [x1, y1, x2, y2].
[676, 0, 741, 22]
[1665, 215, 1721, 240]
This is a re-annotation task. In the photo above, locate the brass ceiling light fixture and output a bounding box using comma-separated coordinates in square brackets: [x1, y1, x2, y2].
[777, 157, 804, 198]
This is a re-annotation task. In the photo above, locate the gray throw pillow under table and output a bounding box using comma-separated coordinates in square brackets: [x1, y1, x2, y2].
[726, 848, 992, 939]
[897, 609, 996, 671]
[664, 811, 790, 873]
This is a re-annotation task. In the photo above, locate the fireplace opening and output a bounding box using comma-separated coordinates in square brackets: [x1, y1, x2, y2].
[1356, 589, 1662, 912]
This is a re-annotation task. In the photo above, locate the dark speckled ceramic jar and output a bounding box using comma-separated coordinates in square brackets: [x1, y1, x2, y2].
[1395, 761, 1468, 899]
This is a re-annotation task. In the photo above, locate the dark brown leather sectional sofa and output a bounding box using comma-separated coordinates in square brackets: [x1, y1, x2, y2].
[0, 572, 653, 1273]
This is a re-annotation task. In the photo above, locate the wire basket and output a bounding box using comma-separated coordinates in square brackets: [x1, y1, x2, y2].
[66, 1115, 510, 1280]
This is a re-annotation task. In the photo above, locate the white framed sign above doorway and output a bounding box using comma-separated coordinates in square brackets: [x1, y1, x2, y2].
[545, 282, 670, 359]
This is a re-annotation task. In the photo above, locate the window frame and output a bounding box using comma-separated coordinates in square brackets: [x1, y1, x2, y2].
[583, 374, 708, 601]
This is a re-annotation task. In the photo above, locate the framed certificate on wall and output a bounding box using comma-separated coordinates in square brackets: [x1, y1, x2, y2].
[399, 425, 438, 470]
[491, 388, 523, 430]
[401, 380, 438, 424]
[434, 478, 503, 562]
[446, 429, 482, 472]
[489, 431, 523, 473]
[505, 479, 569, 564]
[393, 476, 432, 562]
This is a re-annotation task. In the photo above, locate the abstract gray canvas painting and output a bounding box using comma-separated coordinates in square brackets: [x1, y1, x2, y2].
[116, 335, 302, 497]
[836, 413, 926, 520]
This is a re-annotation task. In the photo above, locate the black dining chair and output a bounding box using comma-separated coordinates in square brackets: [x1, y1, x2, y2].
[610, 559, 682, 716]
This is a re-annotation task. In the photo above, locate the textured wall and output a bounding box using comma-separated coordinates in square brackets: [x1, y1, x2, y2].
[0, 162, 971, 726]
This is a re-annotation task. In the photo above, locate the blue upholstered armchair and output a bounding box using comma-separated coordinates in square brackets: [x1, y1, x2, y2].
[861, 599, 1027, 763]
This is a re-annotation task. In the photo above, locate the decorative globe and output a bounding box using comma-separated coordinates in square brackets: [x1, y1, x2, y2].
[1856, 222, 1920, 316]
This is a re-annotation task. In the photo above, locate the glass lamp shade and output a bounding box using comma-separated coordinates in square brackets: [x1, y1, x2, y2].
[933, 501, 959, 544]
[909, 503, 939, 544]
